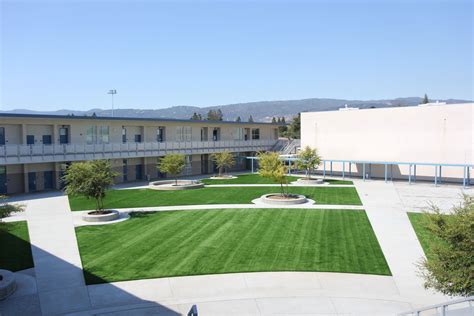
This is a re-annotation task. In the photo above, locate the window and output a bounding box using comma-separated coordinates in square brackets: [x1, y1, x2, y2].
[100, 126, 109, 144]
[233, 128, 244, 140]
[122, 127, 127, 143]
[251, 128, 260, 140]
[176, 126, 192, 141]
[86, 126, 97, 144]
[157, 127, 165, 142]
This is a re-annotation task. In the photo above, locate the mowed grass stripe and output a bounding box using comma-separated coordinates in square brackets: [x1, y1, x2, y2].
[200, 174, 353, 185]
[69, 186, 362, 211]
[76, 209, 390, 284]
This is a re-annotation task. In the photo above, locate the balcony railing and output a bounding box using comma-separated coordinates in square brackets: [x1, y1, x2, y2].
[0, 139, 277, 165]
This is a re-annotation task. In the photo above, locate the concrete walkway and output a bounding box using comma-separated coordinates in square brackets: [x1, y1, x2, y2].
[354, 180, 449, 306]
[3, 180, 468, 315]
[23, 193, 91, 315]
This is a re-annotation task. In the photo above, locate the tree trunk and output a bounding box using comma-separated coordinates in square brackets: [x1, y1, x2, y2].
[219, 166, 223, 177]
[175, 177, 178, 186]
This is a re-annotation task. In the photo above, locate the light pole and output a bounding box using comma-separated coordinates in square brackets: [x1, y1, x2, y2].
[108, 89, 117, 117]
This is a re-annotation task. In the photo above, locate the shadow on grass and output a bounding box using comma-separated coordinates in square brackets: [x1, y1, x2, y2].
[0, 224, 184, 316]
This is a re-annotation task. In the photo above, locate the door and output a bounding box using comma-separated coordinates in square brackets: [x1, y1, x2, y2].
[122, 127, 127, 143]
[212, 128, 219, 141]
[44, 171, 53, 190]
[134, 134, 142, 143]
[157, 127, 165, 142]
[0, 166, 7, 194]
[27, 135, 35, 145]
[0, 127, 5, 145]
[122, 160, 128, 181]
[59, 127, 69, 144]
[135, 164, 143, 180]
[42, 135, 52, 145]
[28, 172, 36, 192]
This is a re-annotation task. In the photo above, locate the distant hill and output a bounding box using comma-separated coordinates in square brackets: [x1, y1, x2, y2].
[1, 97, 471, 122]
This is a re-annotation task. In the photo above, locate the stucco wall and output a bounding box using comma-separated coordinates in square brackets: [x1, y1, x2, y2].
[301, 103, 473, 181]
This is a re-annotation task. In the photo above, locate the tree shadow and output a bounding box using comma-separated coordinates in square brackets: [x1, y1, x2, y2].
[0, 225, 185, 316]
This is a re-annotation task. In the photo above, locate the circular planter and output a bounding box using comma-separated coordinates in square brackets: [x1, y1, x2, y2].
[209, 175, 238, 180]
[149, 180, 204, 191]
[0, 269, 17, 300]
[260, 193, 308, 205]
[82, 210, 120, 222]
[293, 178, 325, 185]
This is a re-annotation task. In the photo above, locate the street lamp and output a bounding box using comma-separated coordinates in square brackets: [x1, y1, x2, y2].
[107, 89, 117, 117]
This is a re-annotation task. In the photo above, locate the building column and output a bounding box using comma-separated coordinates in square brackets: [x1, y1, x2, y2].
[23, 164, 29, 193]
[21, 124, 27, 144]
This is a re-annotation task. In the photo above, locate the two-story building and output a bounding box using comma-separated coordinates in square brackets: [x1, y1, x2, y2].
[0, 114, 280, 194]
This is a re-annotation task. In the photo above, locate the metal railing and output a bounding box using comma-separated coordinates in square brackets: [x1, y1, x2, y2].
[398, 296, 473, 316]
[280, 139, 301, 155]
[0, 139, 278, 165]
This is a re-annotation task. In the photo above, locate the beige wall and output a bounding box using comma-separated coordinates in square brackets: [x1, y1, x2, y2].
[0, 116, 277, 145]
[301, 103, 473, 181]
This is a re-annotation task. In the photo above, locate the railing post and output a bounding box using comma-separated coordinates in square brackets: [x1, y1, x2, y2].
[323, 160, 326, 178]
[363, 163, 366, 181]
[342, 161, 345, 179]
[384, 164, 388, 183]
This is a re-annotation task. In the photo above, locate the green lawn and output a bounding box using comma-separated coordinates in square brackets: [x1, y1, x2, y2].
[201, 173, 353, 185]
[76, 209, 390, 284]
[0, 221, 34, 271]
[69, 186, 362, 211]
[408, 212, 441, 260]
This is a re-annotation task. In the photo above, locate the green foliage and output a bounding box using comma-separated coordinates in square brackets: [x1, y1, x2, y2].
[207, 109, 223, 121]
[422, 93, 429, 104]
[0, 195, 25, 223]
[417, 195, 474, 296]
[296, 146, 321, 179]
[235, 116, 241, 122]
[248, 115, 254, 123]
[158, 154, 186, 185]
[191, 112, 202, 120]
[258, 152, 289, 196]
[287, 113, 301, 139]
[64, 160, 118, 211]
[210, 151, 235, 177]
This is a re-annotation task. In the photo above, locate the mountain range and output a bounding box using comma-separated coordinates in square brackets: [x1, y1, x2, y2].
[1, 97, 471, 122]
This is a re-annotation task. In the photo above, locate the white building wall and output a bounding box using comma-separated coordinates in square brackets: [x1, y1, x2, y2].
[301, 103, 473, 181]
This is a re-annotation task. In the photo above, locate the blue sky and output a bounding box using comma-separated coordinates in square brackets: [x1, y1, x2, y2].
[1, 0, 472, 111]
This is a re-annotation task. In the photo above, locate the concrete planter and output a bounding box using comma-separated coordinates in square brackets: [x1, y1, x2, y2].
[260, 193, 308, 205]
[82, 210, 120, 222]
[0, 269, 16, 300]
[293, 178, 325, 185]
[149, 180, 204, 191]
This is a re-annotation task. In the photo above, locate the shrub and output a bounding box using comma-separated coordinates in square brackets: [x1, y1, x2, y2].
[258, 152, 289, 197]
[417, 194, 474, 296]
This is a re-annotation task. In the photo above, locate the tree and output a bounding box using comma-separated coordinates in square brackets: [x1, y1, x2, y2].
[271, 117, 277, 124]
[248, 115, 254, 123]
[422, 94, 429, 104]
[158, 154, 186, 185]
[235, 116, 241, 122]
[64, 160, 118, 212]
[0, 195, 24, 224]
[278, 116, 288, 137]
[258, 152, 289, 197]
[207, 109, 223, 121]
[296, 146, 321, 179]
[210, 151, 235, 177]
[288, 113, 301, 139]
[191, 112, 201, 120]
[417, 194, 474, 296]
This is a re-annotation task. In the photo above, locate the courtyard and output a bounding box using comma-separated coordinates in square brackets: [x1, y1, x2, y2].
[0, 173, 469, 315]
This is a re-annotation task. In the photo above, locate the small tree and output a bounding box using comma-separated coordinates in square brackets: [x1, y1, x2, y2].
[64, 160, 118, 212]
[258, 152, 289, 197]
[158, 154, 186, 185]
[296, 146, 321, 179]
[417, 194, 474, 296]
[248, 115, 254, 123]
[0, 195, 24, 224]
[210, 151, 235, 177]
[235, 116, 241, 122]
[422, 93, 429, 104]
